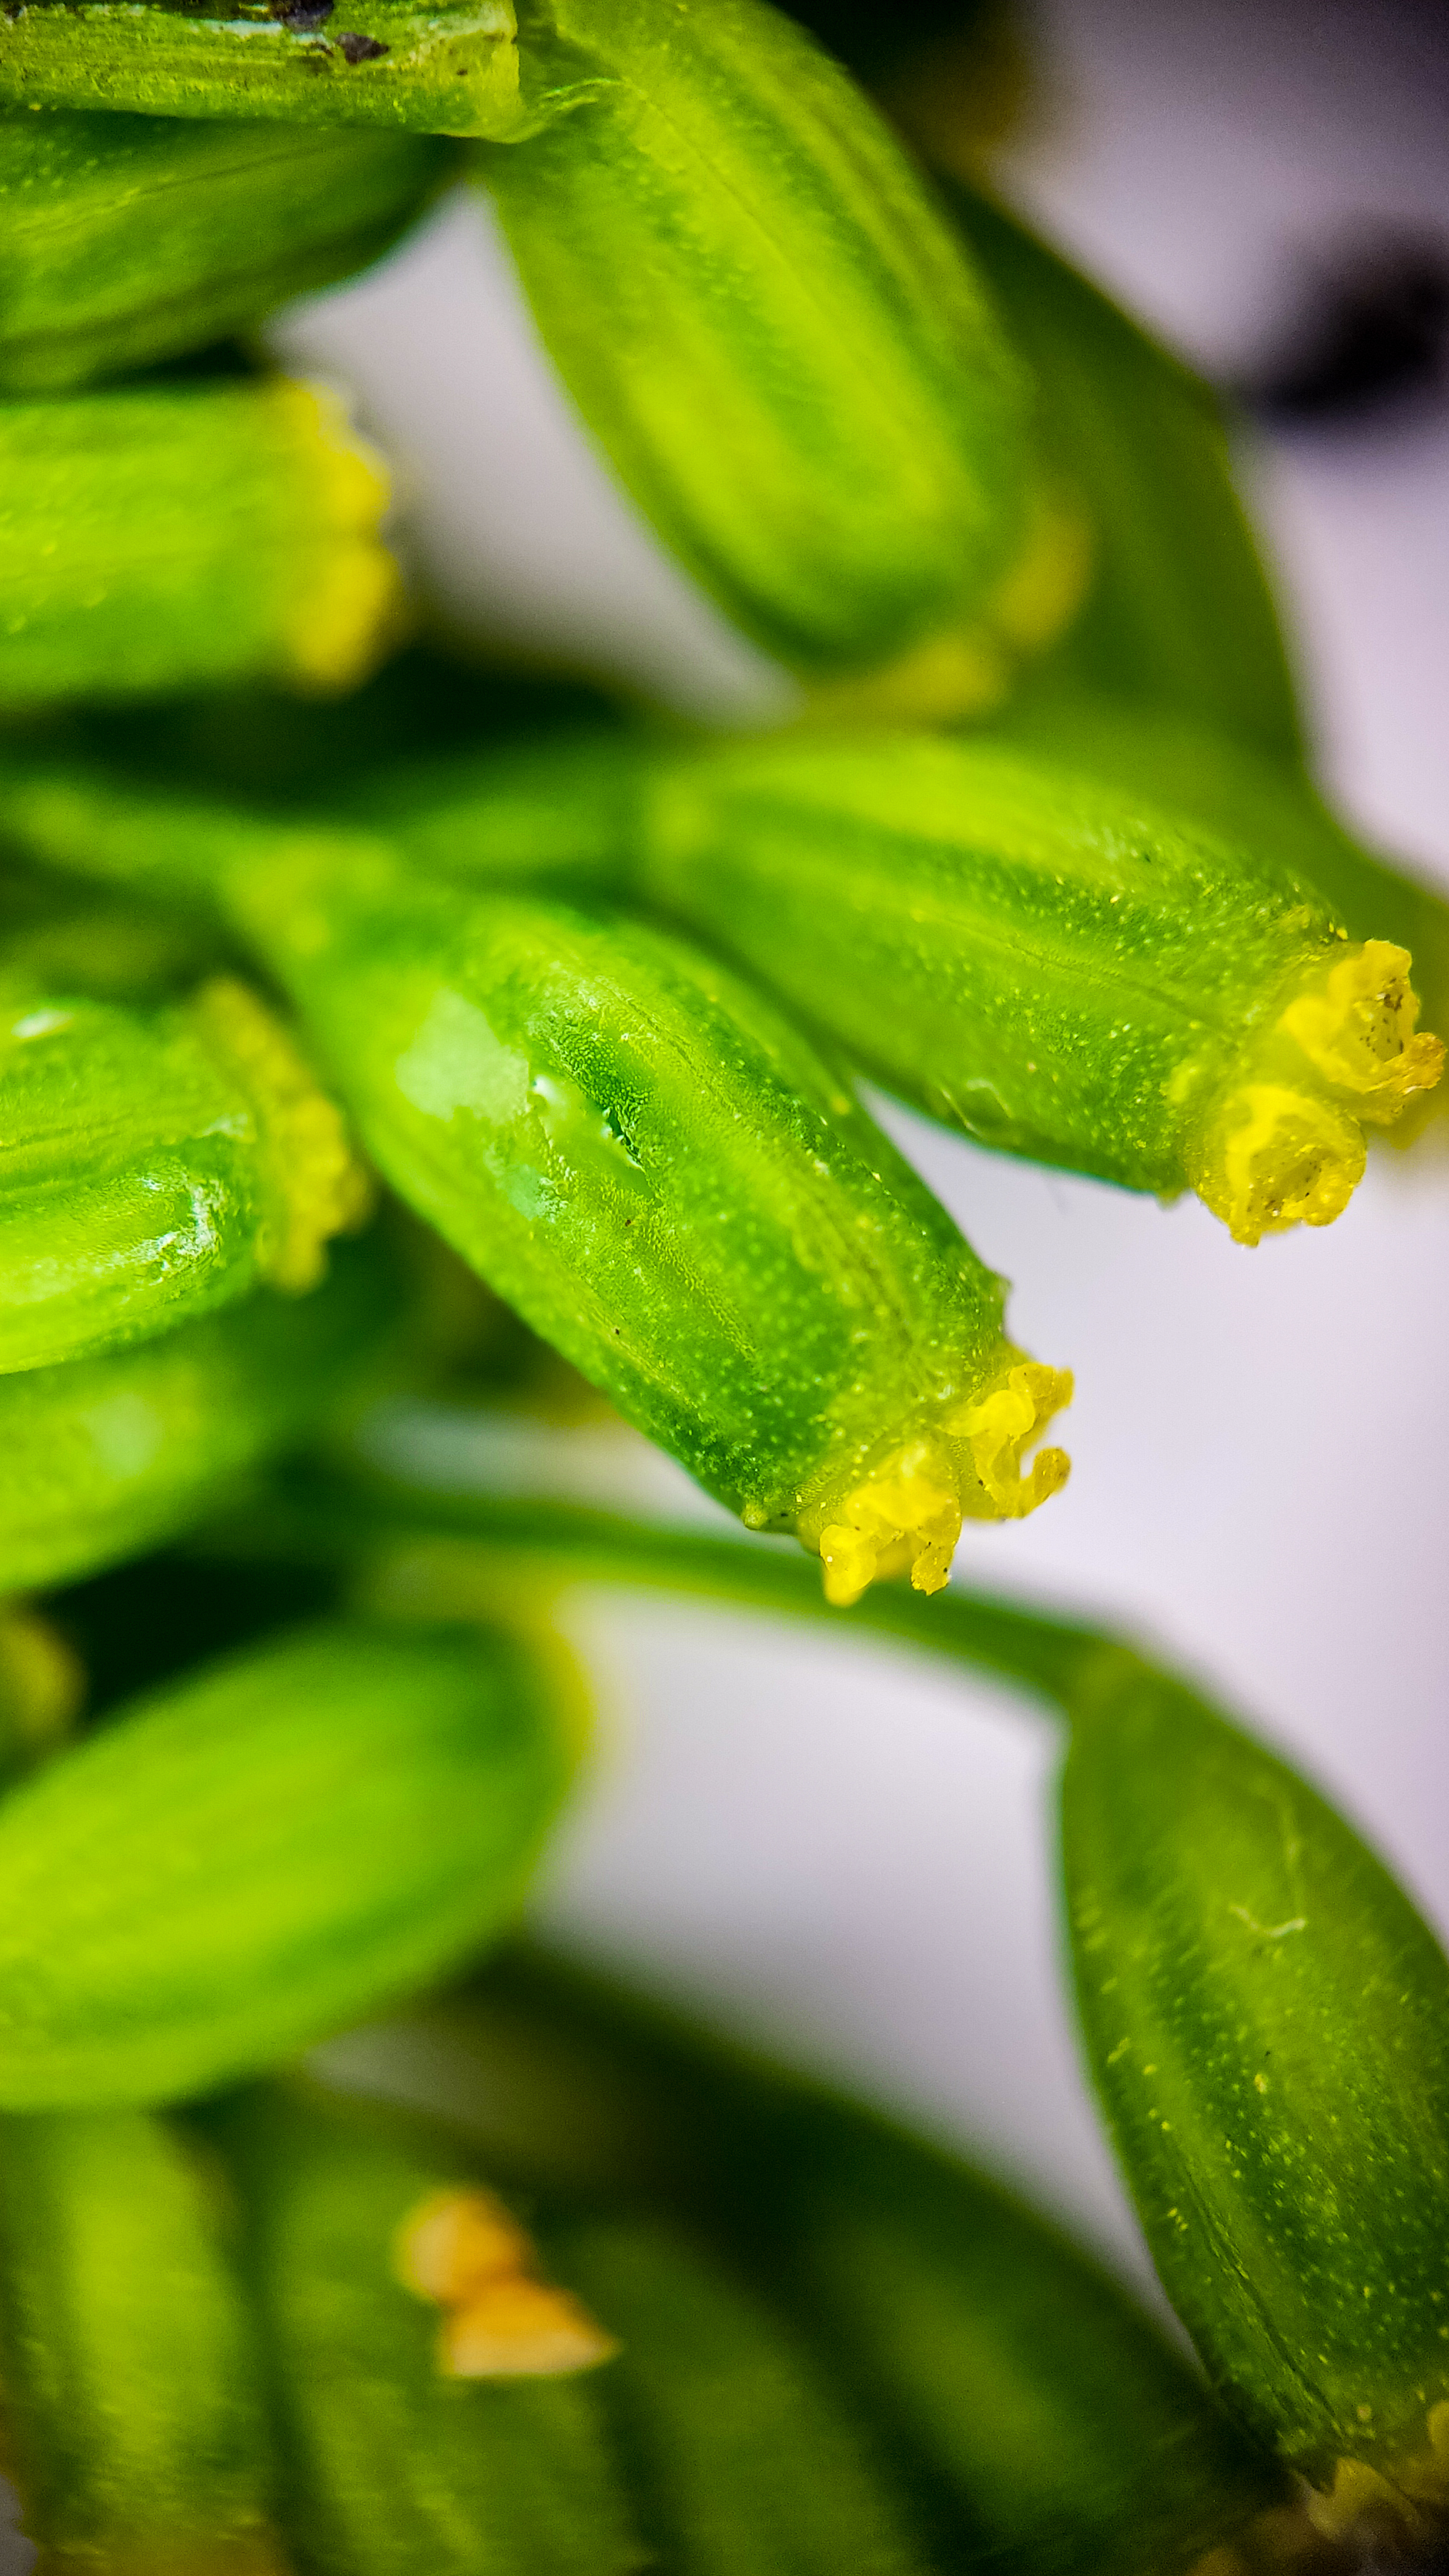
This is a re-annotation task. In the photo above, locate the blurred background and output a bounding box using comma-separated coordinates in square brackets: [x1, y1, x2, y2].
[7, 4, 1448, 2554]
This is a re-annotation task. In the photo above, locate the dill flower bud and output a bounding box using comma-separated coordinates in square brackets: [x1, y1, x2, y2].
[1064, 1662, 1449, 2540]
[0, 968, 371, 1374]
[0, 1235, 394, 1592]
[0, 2104, 284, 2574]
[210, 2084, 636, 2574]
[637, 731, 1444, 1243]
[0, 1617, 577, 2108]
[0, 376, 400, 707]
[0, 2, 531, 137]
[0, 106, 456, 396]
[476, 0, 1031, 676]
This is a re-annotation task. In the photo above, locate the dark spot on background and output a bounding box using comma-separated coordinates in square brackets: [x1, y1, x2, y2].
[1238, 227, 1449, 425]
[338, 28, 389, 61]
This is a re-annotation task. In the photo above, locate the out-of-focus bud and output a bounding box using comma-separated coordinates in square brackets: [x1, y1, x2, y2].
[0, 1615, 577, 2109]
[476, 0, 1032, 679]
[0, 970, 372, 1374]
[0, 1235, 394, 1591]
[0, 376, 400, 707]
[0, 2104, 284, 2573]
[0, 2, 531, 137]
[635, 732, 1444, 1243]
[551, 2209, 940, 2575]
[1063, 1661, 1449, 2545]
[0, 1604, 83, 1782]
[943, 183, 1303, 762]
[210, 2084, 637, 2573]
[0, 108, 456, 396]
[0, 762, 1072, 1601]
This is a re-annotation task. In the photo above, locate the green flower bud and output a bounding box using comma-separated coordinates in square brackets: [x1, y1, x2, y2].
[0, 376, 400, 707]
[0, 1615, 577, 2108]
[0, 762, 1072, 1602]
[548, 2209, 932, 2576]
[0, 1236, 394, 1592]
[943, 183, 1303, 762]
[211, 2084, 638, 2575]
[320, 1948, 1297, 2576]
[1063, 1661, 1449, 2538]
[993, 688, 1449, 1145]
[0, 2104, 282, 2573]
[475, 0, 1031, 677]
[635, 730, 1444, 1243]
[0, 969, 372, 1374]
[0, 107, 456, 396]
[0, 3, 533, 138]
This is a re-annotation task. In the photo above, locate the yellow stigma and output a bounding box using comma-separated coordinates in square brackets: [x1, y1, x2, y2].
[1279, 940, 1445, 1123]
[1189, 1081, 1365, 1247]
[809, 1358, 1072, 1608]
[395, 2187, 618, 2383]
[189, 976, 374, 1293]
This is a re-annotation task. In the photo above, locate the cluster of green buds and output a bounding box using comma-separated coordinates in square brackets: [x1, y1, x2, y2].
[0, 0, 1448, 2567]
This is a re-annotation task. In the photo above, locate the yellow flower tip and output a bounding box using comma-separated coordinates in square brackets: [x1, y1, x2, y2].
[1279, 939, 1446, 1125]
[810, 1360, 1072, 1606]
[946, 1361, 1074, 1519]
[0, 1605, 83, 1762]
[1189, 1081, 1366, 1247]
[440, 2278, 620, 2381]
[270, 381, 405, 694]
[394, 2187, 533, 2307]
[190, 977, 375, 1294]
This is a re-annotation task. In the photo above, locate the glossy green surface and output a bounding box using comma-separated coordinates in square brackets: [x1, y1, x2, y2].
[0, 1617, 573, 2108]
[948, 184, 1301, 761]
[553, 2210, 930, 2576]
[0, 2106, 280, 2570]
[1063, 1667, 1449, 2484]
[217, 2087, 640, 2576]
[0, 1236, 391, 1591]
[222, 842, 1015, 1530]
[0, 375, 395, 706]
[0, 981, 284, 1374]
[639, 730, 1342, 1192]
[0, 1, 528, 136]
[0, 108, 454, 394]
[480, 0, 1029, 673]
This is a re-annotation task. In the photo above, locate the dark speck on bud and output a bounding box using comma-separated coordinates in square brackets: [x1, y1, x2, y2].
[339, 30, 390, 61]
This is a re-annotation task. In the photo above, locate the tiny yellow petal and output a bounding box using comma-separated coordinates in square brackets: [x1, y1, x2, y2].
[440, 2278, 620, 2381]
[1189, 1082, 1365, 1247]
[1280, 939, 1445, 1124]
[394, 2187, 533, 2306]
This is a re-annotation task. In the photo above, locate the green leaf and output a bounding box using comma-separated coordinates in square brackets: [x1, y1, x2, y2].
[0, 1616, 575, 2108]
[0, 2105, 283, 2572]
[1063, 1664, 1449, 2510]
[0, 3, 528, 138]
[0, 107, 455, 396]
[477, 0, 1031, 675]
[0, 377, 399, 706]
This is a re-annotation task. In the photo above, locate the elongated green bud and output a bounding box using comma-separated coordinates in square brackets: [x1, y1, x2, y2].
[994, 688, 1449, 1143]
[550, 2210, 935, 2575]
[0, 1236, 394, 1592]
[0, 3, 533, 137]
[0, 762, 1072, 1599]
[636, 732, 1444, 1242]
[0, 969, 372, 1374]
[321, 1949, 1298, 2575]
[0, 108, 456, 396]
[476, 0, 1032, 678]
[211, 2085, 638, 2574]
[1063, 1662, 1449, 2540]
[0, 1616, 575, 2109]
[945, 184, 1302, 761]
[0, 2105, 282, 2573]
[0, 377, 399, 707]
[240, 839, 1070, 1597]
